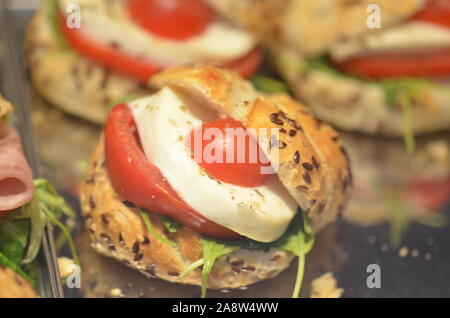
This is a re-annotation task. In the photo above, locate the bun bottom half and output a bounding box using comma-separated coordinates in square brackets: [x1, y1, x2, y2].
[80, 141, 294, 290]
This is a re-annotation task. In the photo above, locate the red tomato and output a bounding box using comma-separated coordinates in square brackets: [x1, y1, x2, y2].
[59, 14, 160, 83]
[406, 178, 450, 212]
[104, 104, 239, 239]
[332, 48, 450, 79]
[128, 0, 215, 40]
[332, 0, 450, 79]
[59, 15, 261, 82]
[224, 47, 263, 80]
[413, 0, 450, 28]
[189, 118, 270, 188]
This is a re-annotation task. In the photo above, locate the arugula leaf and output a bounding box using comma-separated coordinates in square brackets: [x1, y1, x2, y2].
[387, 189, 446, 249]
[199, 238, 241, 298]
[0, 178, 77, 282]
[159, 215, 181, 233]
[251, 74, 288, 94]
[399, 93, 415, 154]
[108, 95, 137, 111]
[140, 209, 177, 247]
[272, 211, 314, 298]
[47, 0, 70, 50]
[21, 198, 46, 264]
[180, 210, 314, 298]
[0, 219, 29, 266]
[0, 252, 33, 283]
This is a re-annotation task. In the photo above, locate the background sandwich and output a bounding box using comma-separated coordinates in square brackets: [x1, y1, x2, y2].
[26, 0, 262, 124]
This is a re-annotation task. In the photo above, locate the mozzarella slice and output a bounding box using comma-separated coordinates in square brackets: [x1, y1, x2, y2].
[331, 21, 450, 62]
[129, 88, 297, 242]
[60, 0, 256, 66]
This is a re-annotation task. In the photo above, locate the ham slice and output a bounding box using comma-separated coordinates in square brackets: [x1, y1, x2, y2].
[0, 121, 34, 213]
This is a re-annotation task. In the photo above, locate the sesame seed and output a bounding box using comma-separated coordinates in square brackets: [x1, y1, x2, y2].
[270, 255, 281, 261]
[133, 254, 144, 262]
[302, 162, 314, 171]
[293, 151, 300, 164]
[303, 172, 312, 184]
[312, 156, 320, 169]
[168, 271, 180, 276]
[296, 185, 308, 191]
[118, 232, 125, 245]
[89, 197, 96, 210]
[270, 113, 284, 125]
[287, 118, 302, 131]
[231, 259, 244, 266]
[288, 129, 297, 137]
[278, 141, 287, 149]
[101, 214, 109, 225]
[132, 241, 140, 254]
[142, 236, 150, 244]
[123, 200, 136, 208]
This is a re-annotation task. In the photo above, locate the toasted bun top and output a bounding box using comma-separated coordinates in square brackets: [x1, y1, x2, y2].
[150, 65, 351, 230]
[205, 0, 425, 57]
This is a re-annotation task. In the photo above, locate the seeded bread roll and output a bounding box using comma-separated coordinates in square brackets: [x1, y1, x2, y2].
[81, 65, 349, 288]
[80, 142, 294, 289]
[205, 0, 424, 57]
[25, 3, 149, 125]
[0, 267, 37, 298]
[150, 65, 351, 230]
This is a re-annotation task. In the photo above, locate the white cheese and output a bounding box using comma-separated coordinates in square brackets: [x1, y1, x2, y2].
[129, 88, 297, 243]
[331, 21, 450, 61]
[60, 0, 255, 66]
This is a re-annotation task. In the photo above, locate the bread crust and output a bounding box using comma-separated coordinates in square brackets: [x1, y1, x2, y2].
[150, 66, 351, 230]
[275, 49, 450, 135]
[205, 0, 424, 57]
[25, 4, 149, 125]
[0, 267, 37, 298]
[80, 142, 294, 289]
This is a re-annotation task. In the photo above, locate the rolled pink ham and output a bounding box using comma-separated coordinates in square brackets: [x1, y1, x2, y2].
[0, 121, 34, 213]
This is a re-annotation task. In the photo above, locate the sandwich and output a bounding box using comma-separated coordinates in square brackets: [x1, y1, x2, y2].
[26, 0, 262, 124]
[341, 132, 449, 241]
[206, 0, 450, 140]
[80, 65, 351, 297]
[0, 96, 76, 297]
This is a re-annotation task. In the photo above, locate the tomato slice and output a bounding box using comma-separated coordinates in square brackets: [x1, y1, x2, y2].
[332, 0, 450, 79]
[224, 47, 263, 80]
[406, 178, 450, 212]
[413, 0, 450, 28]
[59, 14, 160, 83]
[189, 118, 270, 188]
[127, 0, 215, 41]
[59, 14, 261, 82]
[332, 48, 450, 79]
[105, 104, 239, 239]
